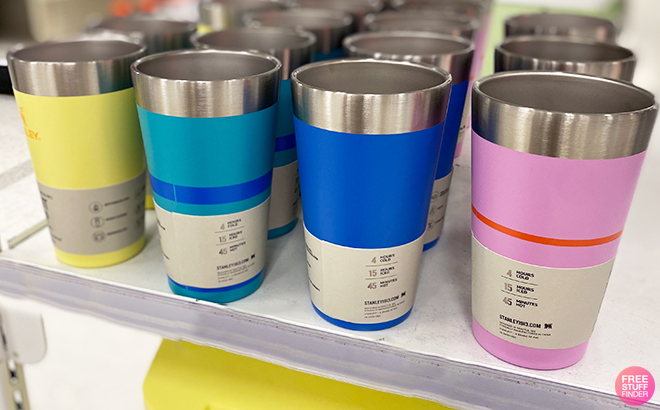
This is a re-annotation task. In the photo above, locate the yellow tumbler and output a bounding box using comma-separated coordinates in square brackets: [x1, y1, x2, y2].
[7, 39, 148, 268]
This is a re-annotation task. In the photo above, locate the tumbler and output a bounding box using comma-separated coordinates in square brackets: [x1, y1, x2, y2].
[387, 0, 493, 158]
[244, 9, 353, 61]
[364, 11, 477, 39]
[198, 0, 287, 33]
[291, 0, 384, 32]
[292, 59, 451, 330]
[90, 16, 197, 54]
[505, 13, 617, 43]
[7, 39, 147, 268]
[132, 50, 281, 303]
[471, 71, 657, 369]
[192, 27, 316, 238]
[495, 36, 635, 81]
[344, 31, 473, 250]
[90, 15, 197, 210]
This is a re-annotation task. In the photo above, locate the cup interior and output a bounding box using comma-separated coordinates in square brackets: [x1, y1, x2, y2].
[12, 40, 143, 62]
[250, 10, 349, 30]
[479, 73, 654, 114]
[296, 60, 446, 94]
[511, 13, 611, 31]
[198, 29, 311, 51]
[500, 38, 632, 62]
[136, 51, 278, 81]
[96, 17, 194, 34]
[350, 34, 470, 56]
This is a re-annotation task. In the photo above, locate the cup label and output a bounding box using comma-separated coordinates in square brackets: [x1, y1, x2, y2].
[472, 235, 614, 349]
[155, 198, 269, 290]
[424, 171, 452, 246]
[268, 161, 299, 231]
[38, 171, 146, 255]
[304, 225, 423, 325]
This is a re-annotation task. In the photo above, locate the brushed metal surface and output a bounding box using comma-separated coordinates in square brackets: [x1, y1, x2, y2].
[344, 31, 473, 84]
[7, 39, 146, 97]
[473, 71, 657, 159]
[505, 13, 617, 43]
[495, 36, 635, 81]
[291, 58, 451, 134]
[364, 11, 478, 39]
[391, 0, 487, 20]
[132, 49, 281, 118]
[291, 0, 384, 31]
[244, 8, 353, 54]
[191, 27, 315, 79]
[89, 16, 196, 54]
[199, 0, 289, 31]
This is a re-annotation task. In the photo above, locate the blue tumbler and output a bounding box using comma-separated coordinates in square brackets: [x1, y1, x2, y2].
[291, 59, 451, 329]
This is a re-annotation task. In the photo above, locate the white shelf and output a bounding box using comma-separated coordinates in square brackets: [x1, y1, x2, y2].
[1, 119, 659, 409]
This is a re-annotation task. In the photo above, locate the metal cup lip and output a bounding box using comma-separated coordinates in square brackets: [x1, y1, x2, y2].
[7, 38, 147, 96]
[131, 48, 281, 83]
[291, 58, 452, 134]
[364, 10, 479, 38]
[292, 57, 451, 96]
[131, 49, 282, 117]
[344, 30, 474, 60]
[243, 8, 354, 32]
[496, 35, 635, 64]
[91, 15, 197, 36]
[505, 13, 617, 41]
[474, 71, 656, 116]
[199, 0, 290, 27]
[391, 0, 487, 19]
[191, 26, 317, 53]
[473, 71, 658, 159]
[291, 0, 384, 16]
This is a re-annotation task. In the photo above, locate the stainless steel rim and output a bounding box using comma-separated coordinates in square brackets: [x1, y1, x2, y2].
[7, 39, 146, 96]
[291, 0, 384, 31]
[364, 11, 478, 39]
[291, 58, 452, 134]
[473, 71, 657, 159]
[131, 49, 282, 118]
[344, 31, 473, 83]
[190, 27, 316, 79]
[505, 13, 617, 42]
[244, 8, 354, 54]
[391, 0, 487, 20]
[199, 0, 288, 29]
[495, 35, 636, 81]
[89, 16, 197, 54]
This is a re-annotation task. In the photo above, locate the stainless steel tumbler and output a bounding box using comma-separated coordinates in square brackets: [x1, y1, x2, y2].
[90, 15, 197, 54]
[495, 35, 635, 81]
[364, 10, 477, 39]
[198, 0, 288, 33]
[344, 31, 473, 250]
[7, 39, 148, 268]
[505, 13, 617, 43]
[132, 50, 281, 303]
[192, 27, 316, 239]
[471, 71, 657, 369]
[244, 8, 353, 61]
[291, 0, 384, 31]
[292, 59, 451, 329]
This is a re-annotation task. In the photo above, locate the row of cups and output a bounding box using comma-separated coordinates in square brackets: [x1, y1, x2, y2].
[8, 4, 658, 371]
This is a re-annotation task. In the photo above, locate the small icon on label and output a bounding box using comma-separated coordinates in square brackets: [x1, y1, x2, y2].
[431, 191, 439, 202]
[135, 219, 142, 229]
[135, 203, 144, 214]
[544, 323, 553, 329]
[429, 206, 436, 216]
[89, 201, 103, 213]
[427, 221, 434, 229]
[90, 217, 105, 228]
[251, 254, 256, 260]
[92, 231, 106, 242]
[401, 292, 406, 297]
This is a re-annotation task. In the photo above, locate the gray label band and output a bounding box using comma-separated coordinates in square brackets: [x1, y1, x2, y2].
[39, 171, 146, 255]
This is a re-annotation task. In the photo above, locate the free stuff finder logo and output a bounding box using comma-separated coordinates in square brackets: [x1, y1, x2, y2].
[616, 367, 655, 406]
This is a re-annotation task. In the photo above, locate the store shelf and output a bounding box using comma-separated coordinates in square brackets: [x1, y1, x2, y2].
[1, 111, 659, 409]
